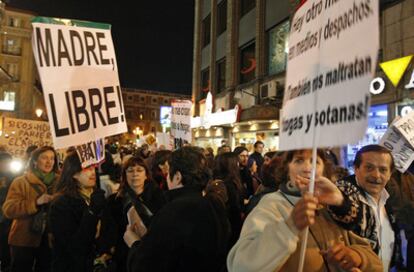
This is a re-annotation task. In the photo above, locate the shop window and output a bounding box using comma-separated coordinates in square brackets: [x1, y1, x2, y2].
[239, 42, 256, 84]
[216, 58, 226, 93]
[200, 68, 210, 100]
[2, 37, 22, 56]
[217, 0, 227, 36]
[240, 0, 255, 17]
[268, 20, 289, 75]
[202, 15, 211, 47]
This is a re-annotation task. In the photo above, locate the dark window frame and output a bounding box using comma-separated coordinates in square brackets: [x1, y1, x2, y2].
[216, 58, 226, 93]
[239, 42, 256, 84]
[217, 0, 227, 36]
[202, 15, 211, 48]
[240, 0, 255, 17]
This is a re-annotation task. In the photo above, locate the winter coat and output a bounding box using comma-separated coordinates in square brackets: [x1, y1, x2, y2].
[49, 194, 101, 272]
[227, 191, 383, 272]
[127, 186, 230, 272]
[2, 171, 59, 247]
[100, 181, 166, 272]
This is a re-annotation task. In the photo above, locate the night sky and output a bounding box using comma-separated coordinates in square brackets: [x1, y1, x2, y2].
[7, 0, 195, 95]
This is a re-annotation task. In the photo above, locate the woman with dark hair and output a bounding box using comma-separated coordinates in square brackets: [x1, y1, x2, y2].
[228, 149, 383, 272]
[151, 150, 172, 190]
[101, 156, 166, 272]
[213, 152, 245, 249]
[49, 152, 106, 272]
[2, 146, 60, 272]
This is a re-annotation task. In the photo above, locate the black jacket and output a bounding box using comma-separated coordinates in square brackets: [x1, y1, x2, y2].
[127, 186, 230, 272]
[101, 181, 166, 272]
[49, 194, 100, 272]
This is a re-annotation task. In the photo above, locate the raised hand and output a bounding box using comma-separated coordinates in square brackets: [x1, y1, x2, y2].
[295, 175, 344, 206]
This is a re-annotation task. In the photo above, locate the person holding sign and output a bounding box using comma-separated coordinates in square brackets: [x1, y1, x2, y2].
[49, 152, 106, 272]
[227, 149, 382, 272]
[100, 156, 166, 272]
[2, 146, 60, 272]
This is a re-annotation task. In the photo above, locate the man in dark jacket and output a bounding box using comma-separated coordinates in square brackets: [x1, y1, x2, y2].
[327, 144, 404, 271]
[124, 147, 230, 272]
[248, 141, 264, 175]
[233, 146, 253, 198]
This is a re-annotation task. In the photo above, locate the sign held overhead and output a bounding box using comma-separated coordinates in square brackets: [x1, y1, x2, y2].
[32, 17, 127, 149]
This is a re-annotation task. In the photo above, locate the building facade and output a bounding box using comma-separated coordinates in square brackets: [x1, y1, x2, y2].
[192, 0, 414, 157]
[122, 88, 190, 137]
[192, 0, 294, 152]
[0, 7, 45, 120]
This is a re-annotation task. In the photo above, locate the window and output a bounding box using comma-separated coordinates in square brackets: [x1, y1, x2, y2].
[217, 0, 227, 36]
[216, 58, 226, 93]
[127, 95, 133, 101]
[152, 97, 158, 104]
[240, 42, 256, 84]
[139, 111, 145, 120]
[8, 17, 21, 27]
[202, 15, 211, 47]
[6, 63, 19, 81]
[200, 68, 210, 100]
[0, 91, 15, 111]
[2, 37, 22, 56]
[164, 99, 169, 104]
[151, 110, 157, 119]
[240, 0, 255, 17]
[140, 96, 145, 102]
[268, 20, 290, 75]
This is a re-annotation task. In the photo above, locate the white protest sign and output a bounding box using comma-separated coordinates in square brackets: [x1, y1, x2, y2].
[74, 138, 105, 168]
[171, 100, 192, 148]
[380, 125, 414, 173]
[393, 110, 414, 147]
[0, 117, 53, 158]
[31, 17, 127, 150]
[280, 0, 379, 150]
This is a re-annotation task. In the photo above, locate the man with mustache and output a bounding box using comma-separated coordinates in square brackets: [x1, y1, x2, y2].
[327, 144, 404, 272]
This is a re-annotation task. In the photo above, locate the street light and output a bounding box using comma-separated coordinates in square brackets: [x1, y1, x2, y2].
[35, 108, 43, 118]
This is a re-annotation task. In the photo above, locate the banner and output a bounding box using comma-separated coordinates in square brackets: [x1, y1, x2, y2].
[280, 0, 379, 150]
[171, 100, 192, 149]
[393, 110, 414, 147]
[31, 17, 127, 149]
[74, 138, 105, 168]
[0, 117, 53, 158]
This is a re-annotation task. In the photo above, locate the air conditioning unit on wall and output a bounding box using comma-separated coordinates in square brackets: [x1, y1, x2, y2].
[260, 80, 278, 99]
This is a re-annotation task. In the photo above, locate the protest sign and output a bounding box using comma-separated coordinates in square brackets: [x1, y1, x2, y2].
[280, 0, 379, 150]
[380, 124, 414, 173]
[393, 110, 414, 147]
[74, 138, 105, 168]
[0, 117, 53, 158]
[31, 17, 127, 149]
[171, 100, 192, 149]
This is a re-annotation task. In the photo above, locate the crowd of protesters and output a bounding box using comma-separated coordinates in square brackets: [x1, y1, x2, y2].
[0, 140, 413, 271]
